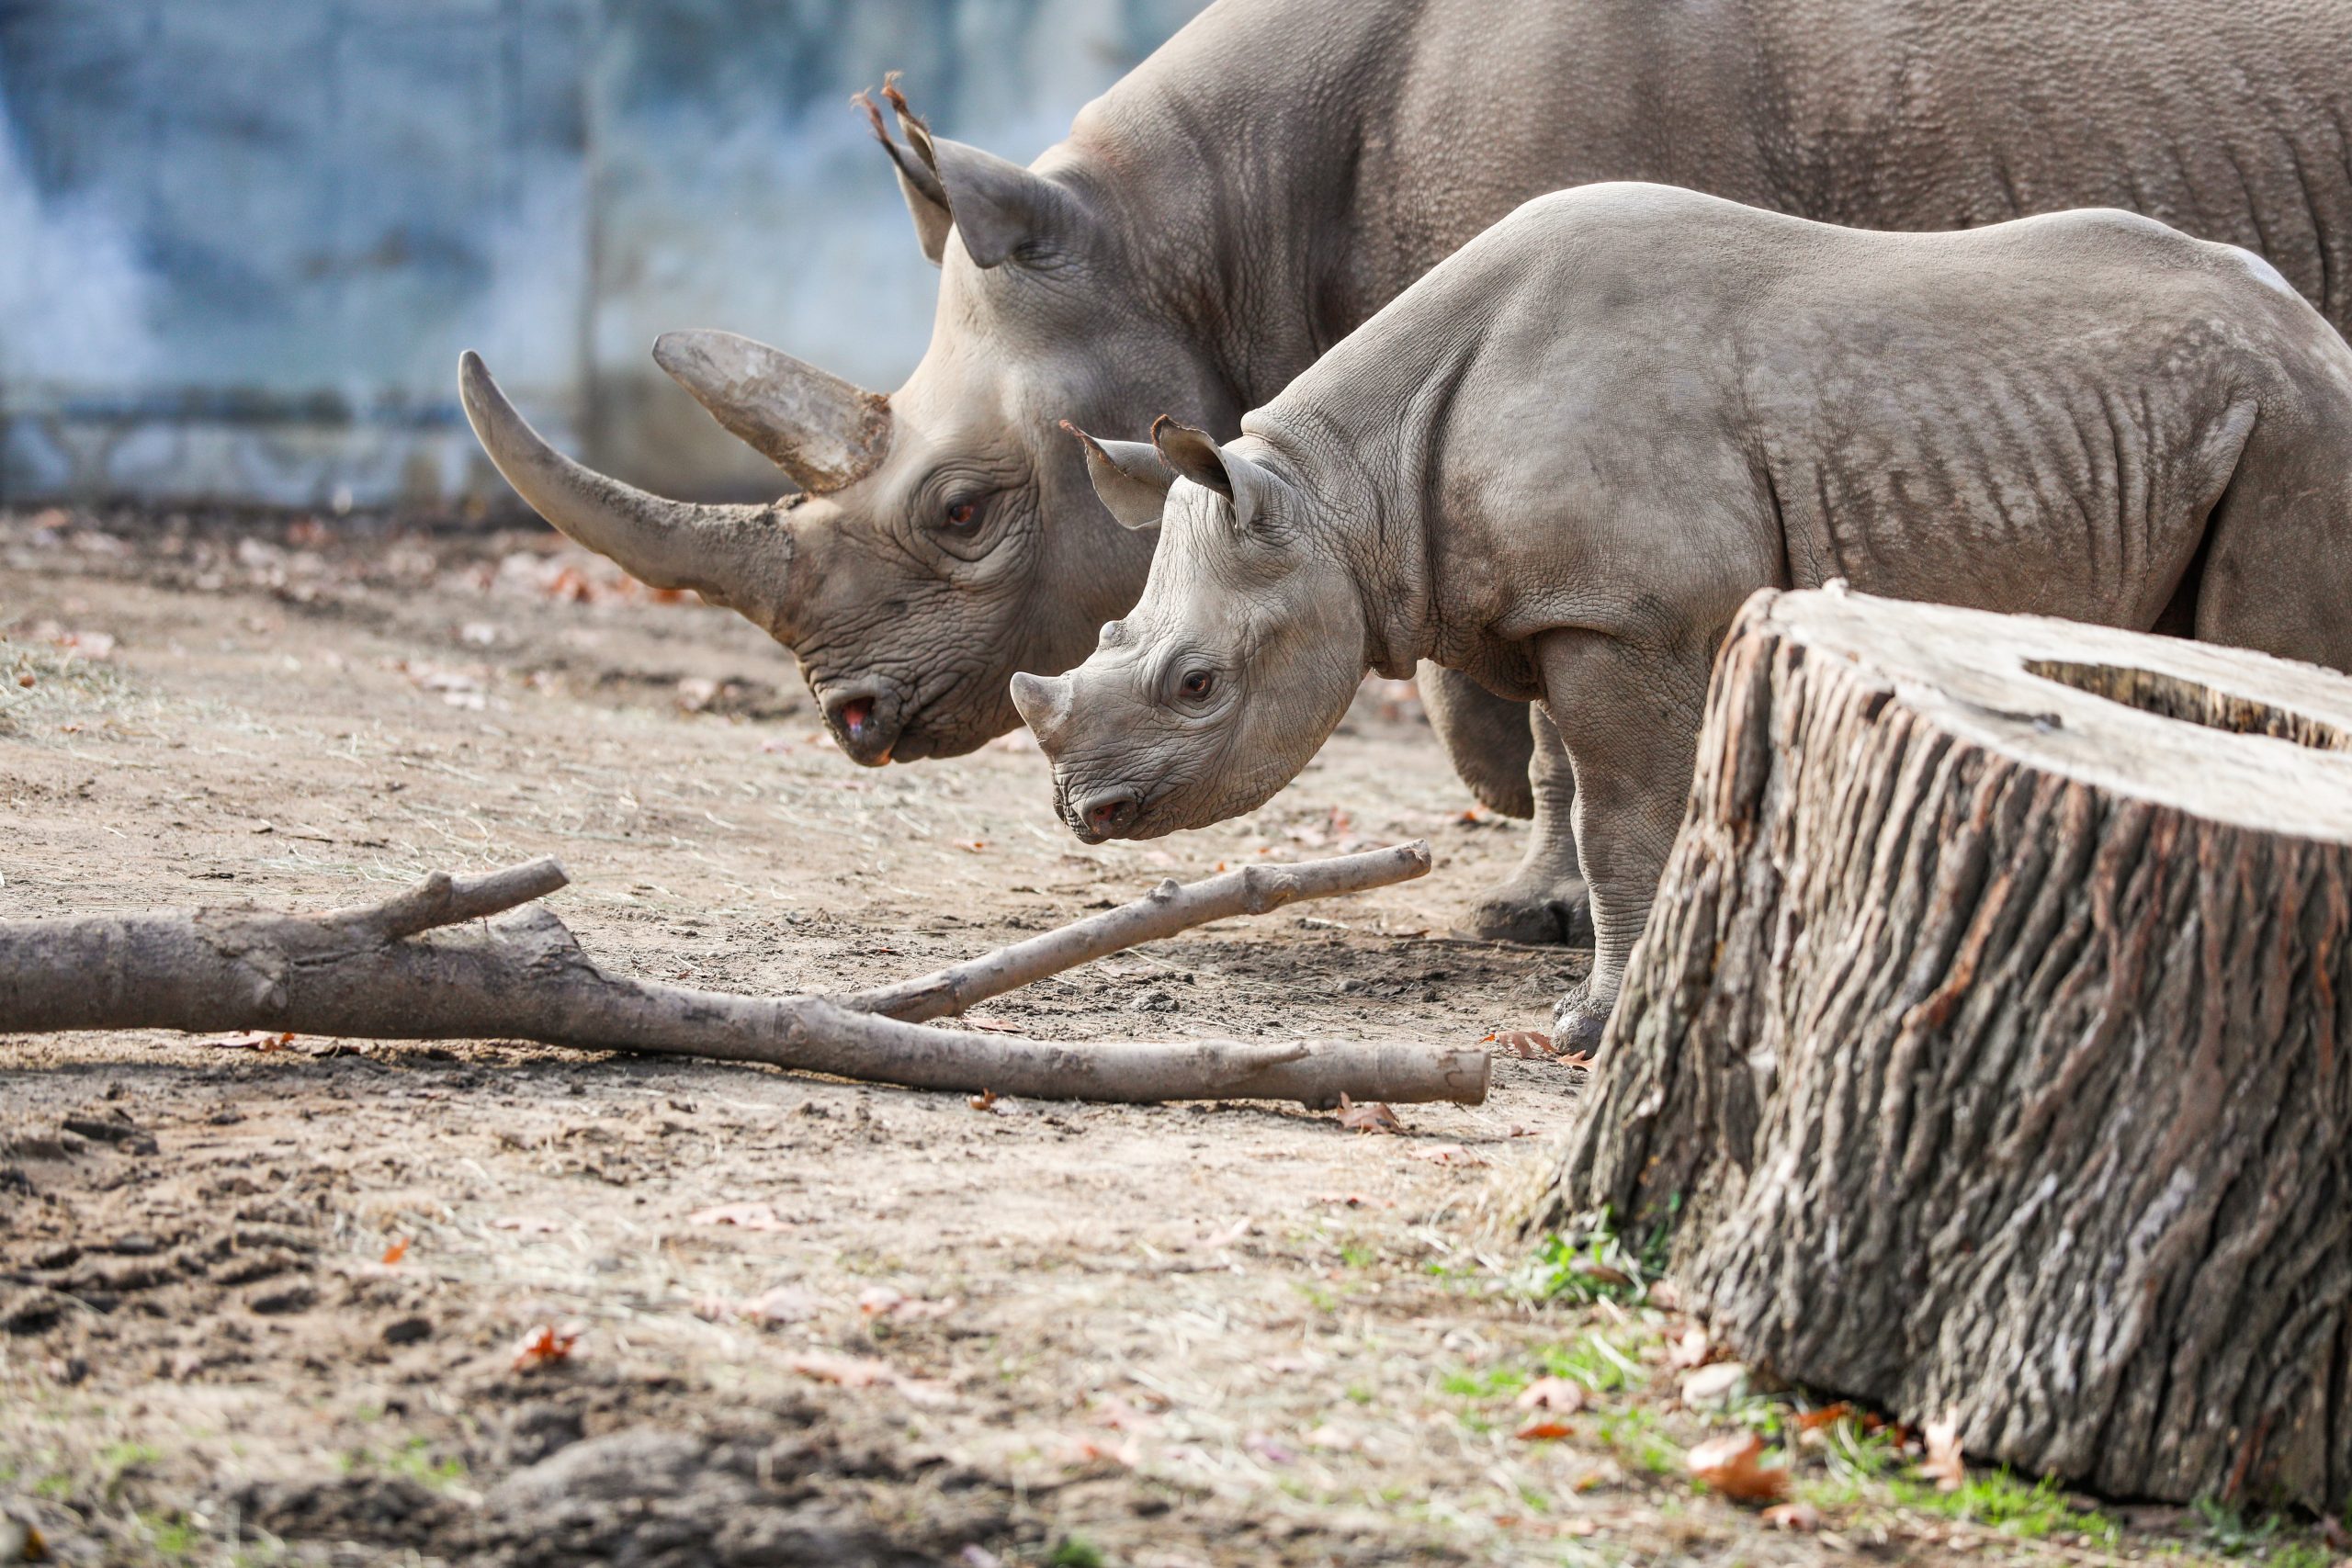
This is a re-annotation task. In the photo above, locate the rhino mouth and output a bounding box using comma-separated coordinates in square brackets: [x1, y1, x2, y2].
[818, 681, 909, 766]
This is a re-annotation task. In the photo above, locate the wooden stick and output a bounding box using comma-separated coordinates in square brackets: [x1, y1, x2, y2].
[0, 849, 1485, 1107]
[844, 840, 1433, 1021]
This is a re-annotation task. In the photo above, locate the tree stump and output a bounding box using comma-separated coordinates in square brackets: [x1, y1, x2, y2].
[1524, 586, 2352, 1510]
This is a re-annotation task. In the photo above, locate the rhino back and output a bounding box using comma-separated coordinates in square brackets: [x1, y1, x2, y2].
[1072, 0, 2352, 372]
[1318, 189, 2335, 643]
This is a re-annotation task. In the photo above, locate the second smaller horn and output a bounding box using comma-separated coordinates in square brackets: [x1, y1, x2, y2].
[653, 329, 892, 494]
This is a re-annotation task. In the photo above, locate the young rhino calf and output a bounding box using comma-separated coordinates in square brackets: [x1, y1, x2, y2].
[1009, 182, 2352, 1047]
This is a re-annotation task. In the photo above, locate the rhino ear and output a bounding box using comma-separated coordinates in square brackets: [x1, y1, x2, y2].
[899, 115, 1080, 269]
[1062, 422, 1173, 531]
[1149, 416, 1281, 534]
[856, 76, 952, 265]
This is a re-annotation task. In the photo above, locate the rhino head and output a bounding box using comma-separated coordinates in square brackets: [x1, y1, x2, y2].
[1012, 419, 1367, 842]
[460, 85, 1232, 764]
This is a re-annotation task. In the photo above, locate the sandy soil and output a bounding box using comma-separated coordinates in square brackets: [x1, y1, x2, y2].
[0, 508, 2315, 1567]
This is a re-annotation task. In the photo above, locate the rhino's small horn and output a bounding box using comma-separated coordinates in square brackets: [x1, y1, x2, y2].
[458, 351, 790, 620]
[652, 329, 892, 494]
[1009, 671, 1074, 752]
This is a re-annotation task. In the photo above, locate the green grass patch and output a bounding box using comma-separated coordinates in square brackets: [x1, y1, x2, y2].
[1046, 1536, 1107, 1568]
[1890, 1468, 2117, 1545]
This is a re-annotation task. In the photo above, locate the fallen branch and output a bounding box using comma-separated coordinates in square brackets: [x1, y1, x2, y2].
[0, 847, 1485, 1107]
[842, 840, 1432, 1020]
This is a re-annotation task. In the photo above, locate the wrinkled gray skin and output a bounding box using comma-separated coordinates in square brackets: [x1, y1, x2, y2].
[1019, 184, 2352, 1047]
[459, 0, 2352, 946]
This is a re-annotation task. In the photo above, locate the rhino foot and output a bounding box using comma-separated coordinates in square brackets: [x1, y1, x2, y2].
[1463, 873, 1593, 947]
[1550, 984, 1611, 1055]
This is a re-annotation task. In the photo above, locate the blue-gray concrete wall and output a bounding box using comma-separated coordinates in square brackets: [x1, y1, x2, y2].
[0, 0, 1207, 506]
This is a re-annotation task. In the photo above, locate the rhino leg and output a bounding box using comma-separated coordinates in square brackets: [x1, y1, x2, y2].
[1418, 666, 1594, 943]
[1417, 663, 1533, 817]
[1462, 705, 1592, 945]
[1534, 628, 1714, 1052]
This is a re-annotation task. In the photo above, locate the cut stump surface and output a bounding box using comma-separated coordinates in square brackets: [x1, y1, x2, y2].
[1526, 586, 2352, 1510]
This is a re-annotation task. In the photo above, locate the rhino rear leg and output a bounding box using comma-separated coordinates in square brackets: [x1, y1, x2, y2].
[1418, 664, 1591, 943]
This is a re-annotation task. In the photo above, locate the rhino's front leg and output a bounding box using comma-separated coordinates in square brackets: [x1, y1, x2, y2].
[1533, 629, 1712, 1051]
[1418, 666, 1590, 943]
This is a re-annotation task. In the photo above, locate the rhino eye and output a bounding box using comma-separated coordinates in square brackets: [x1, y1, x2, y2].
[942, 498, 981, 531]
[1179, 670, 1214, 701]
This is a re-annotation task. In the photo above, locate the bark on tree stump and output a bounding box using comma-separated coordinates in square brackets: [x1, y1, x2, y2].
[1523, 586, 2352, 1510]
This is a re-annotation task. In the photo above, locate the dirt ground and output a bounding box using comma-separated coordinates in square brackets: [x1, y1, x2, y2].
[2, 506, 2336, 1568]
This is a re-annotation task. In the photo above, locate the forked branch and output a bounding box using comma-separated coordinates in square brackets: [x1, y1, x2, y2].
[0, 845, 1485, 1107]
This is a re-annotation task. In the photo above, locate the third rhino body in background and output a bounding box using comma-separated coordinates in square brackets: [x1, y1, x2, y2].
[459, 0, 2352, 944]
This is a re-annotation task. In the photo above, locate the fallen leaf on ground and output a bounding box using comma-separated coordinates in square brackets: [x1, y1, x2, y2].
[1243, 1431, 1297, 1465]
[511, 1322, 581, 1373]
[200, 1031, 294, 1053]
[967, 1089, 1000, 1111]
[786, 1349, 954, 1407]
[1687, 1432, 1792, 1503]
[1488, 1029, 1554, 1058]
[695, 1285, 824, 1325]
[1920, 1410, 1967, 1490]
[1680, 1361, 1747, 1404]
[1514, 1377, 1587, 1414]
[1336, 1093, 1402, 1134]
[1793, 1402, 1854, 1434]
[686, 1201, 790, 1231]
[1558, 1050, 1595, 1069]
[1403, 1143, 1487, 1167]
[1573, 1259, 1634, 1287]
[379, 1236, 409, 1266]
[1762, 1501, 1822, 1531]
[1195, 1216, 1252, 1249]
[858, 1285, 958, 1321]
[1515, 1417, 1575, 1441]
[1668, 1325, 1711, 1368]
[965, 1017, 1020, 1033]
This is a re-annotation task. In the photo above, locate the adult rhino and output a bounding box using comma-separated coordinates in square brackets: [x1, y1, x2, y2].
[458, 0, 2352, 945]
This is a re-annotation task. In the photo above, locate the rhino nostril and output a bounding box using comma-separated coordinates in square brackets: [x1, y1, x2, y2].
[839, 697, 875, 739]
[1081, 794, 1138, 838]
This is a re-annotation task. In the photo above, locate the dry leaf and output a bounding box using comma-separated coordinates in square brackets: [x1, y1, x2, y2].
[686, 1201, 790, 1231]
[1558, 1050, 1595, 1069]
[786, 1348, 953, 1407]
[968, 1089, 1000, 1112]
[858, 1285, 957, 1321]
[1920, 1410, 1966, 1491]
[1336, 1093, 1403, 1134]
[1514, 1377, 1588, 1414]
[201, 1031, 294, 1053]
[1792, 1402, 1854, 1434]
[1668, 1325, 1711, 1369]
[1404, 1143, 1487, 1167]
[965, 1017, 1020, 1034]
[1514, 1417, 1575, 1441]
[511, 1322, 581, 1373]
[1762, 1501, 1822, 1531]
[1680, 1362, 1747, 1404]
[1687, 1433, 1792, 1503]
[1488, 1029, 1554, 1058]
[489, 1214, 560, 1234]
[695, 1284, 823, 1325]
[1195, 1216, 1252, 1249]
[379, 1236, 409, 1266]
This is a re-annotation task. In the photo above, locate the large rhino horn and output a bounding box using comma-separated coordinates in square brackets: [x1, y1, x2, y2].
[651, 329, 891, 494]
[458, 351, 791, 618]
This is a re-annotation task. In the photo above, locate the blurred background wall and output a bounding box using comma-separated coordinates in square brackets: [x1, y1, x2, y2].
[0, 0, 1209, 508]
